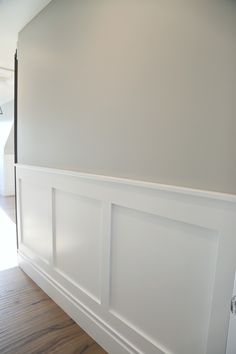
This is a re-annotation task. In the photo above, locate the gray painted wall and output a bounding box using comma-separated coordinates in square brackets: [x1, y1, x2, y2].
[18, 0, 236, 194]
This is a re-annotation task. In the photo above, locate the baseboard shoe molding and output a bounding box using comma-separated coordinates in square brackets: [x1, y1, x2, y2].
[18, 251, 138, 354]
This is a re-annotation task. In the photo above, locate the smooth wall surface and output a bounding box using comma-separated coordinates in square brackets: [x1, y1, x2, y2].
[18, 0, 236, 194]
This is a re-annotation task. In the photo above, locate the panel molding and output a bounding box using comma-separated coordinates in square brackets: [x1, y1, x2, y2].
[16, 164, 236, 354]
[109, 204, 219, 354]
[52, 188, 102, 304]
[54, 267, 101, 305]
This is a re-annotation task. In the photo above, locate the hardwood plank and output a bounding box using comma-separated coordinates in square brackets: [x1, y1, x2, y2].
[0, 267, 107, 354]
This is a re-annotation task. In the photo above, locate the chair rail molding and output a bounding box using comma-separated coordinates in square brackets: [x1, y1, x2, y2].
[16, 164, 236, 354]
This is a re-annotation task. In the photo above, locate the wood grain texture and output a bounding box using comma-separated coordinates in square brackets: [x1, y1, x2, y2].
[0, 267, 107, 354]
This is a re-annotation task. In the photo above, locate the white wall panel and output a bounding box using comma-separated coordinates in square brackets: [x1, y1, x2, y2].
[16, 164, 236, 354]
[20, 180, 52, 263]
[54, 189, 102, 303]
[110, 205, 218, 354]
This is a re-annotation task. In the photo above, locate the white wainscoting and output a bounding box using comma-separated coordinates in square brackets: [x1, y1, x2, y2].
[16, 164, 236, 354]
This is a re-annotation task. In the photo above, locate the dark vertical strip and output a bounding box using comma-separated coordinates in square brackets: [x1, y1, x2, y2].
[14, 50, 19, 249]
[14, 50, 18, 164]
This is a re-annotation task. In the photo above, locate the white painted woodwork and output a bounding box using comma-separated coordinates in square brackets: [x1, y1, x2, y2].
[226, 273, 236, 354]
[54, 190, 102, 303]
[110, 206, 218, 354]
[20, 180, 52, 263]
[16, 164, 236, 354]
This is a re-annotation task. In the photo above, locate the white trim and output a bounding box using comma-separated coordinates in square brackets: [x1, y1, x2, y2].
[15, 163, 236, 203]
[16, 163, 236, 354]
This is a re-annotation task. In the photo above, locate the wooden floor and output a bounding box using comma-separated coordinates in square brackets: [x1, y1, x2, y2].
[0, 267, 107, 354]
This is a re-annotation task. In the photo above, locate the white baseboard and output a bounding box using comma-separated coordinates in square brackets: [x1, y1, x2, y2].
[16, 164, 236, 354]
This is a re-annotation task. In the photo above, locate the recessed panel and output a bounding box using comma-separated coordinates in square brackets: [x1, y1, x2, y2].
[20, 181, 51, 262]
[54, 190, 102, 302]
[110, 206, 218, 354]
